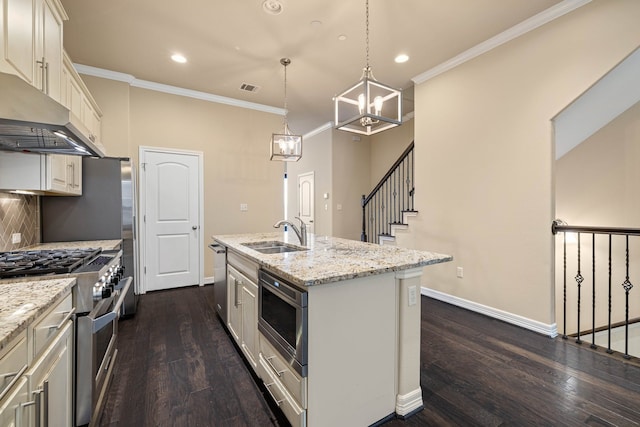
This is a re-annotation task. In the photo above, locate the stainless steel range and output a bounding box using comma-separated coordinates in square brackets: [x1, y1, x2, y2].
[0, 247, 131, 427]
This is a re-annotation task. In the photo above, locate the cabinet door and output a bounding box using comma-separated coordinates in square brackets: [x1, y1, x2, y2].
[34, 0, 63, 101]
[2, 0, 35, 83]
[27, 321, 73, 427]
[241, 279, 258, 368]
[227, 267, 242, 343]
[47, 154, 68, 193]
[0, 377, 31, 427]
[67, 155, 82, 195]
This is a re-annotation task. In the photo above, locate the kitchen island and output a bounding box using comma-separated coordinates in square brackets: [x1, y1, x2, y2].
[213, 232, 452, 427]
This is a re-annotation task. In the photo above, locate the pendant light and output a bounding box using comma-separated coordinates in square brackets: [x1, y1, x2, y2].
[334, 0, 402, 136]
[271, 58, 302, 161]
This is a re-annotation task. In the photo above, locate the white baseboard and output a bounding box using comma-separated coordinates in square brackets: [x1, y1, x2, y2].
[203, 276, 215, 285]
[421, 287, 558, 338]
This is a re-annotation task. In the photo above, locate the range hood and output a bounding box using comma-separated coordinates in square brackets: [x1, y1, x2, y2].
[0, 72, 104, 157]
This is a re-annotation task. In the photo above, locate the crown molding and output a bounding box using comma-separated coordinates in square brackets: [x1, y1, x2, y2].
[412, 0, 592, 85]
[304, 121, 334, 139]
[73, 64, 285, 116]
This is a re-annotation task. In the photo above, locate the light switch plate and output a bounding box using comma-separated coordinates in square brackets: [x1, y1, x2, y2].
[11, 233, 21, 244]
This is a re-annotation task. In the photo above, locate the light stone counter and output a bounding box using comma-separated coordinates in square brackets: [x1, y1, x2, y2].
[0, 278, 75, 351]
[213, 232, 452, 287]
[25, 239, 122, 251]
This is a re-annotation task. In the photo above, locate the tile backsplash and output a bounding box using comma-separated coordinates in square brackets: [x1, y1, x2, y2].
[0, 192, 40, 251]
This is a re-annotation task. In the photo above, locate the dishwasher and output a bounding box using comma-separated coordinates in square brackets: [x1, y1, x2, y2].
[209, 243, 227, 322]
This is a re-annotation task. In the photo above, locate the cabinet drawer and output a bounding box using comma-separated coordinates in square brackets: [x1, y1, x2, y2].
[0, 332, 28, 400]
[259, 333, 307, 408]
[31, 292, 74, 359]
[227, 250, 258, 283]
[259, 355, 306, 427]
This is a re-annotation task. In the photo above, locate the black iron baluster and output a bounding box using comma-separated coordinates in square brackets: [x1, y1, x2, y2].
[576, 232, 583, 344]
[361, 195, 366, 242]
[591, 233, 597, 349]
[607, 234, 613, 354]
[621, 235, 633, 360]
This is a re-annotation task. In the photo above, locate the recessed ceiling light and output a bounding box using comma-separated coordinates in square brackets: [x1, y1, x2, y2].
[310, 20, 322, 28]
[395, 54, 409, 64]
[263, 0, 283, 15]
[171, 54, 187, 64]
[338, 34, 347, 41]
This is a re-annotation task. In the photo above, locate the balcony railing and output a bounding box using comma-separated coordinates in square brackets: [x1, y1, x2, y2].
[552, 220, 640, 359]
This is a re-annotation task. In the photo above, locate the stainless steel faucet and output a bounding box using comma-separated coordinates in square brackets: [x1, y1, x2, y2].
[273, 216, 307, 246]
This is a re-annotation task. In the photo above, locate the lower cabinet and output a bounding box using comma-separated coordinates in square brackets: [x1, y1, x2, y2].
[227, 264, 259, 369]
[0, 377, 30, 427]
[257, 335, 307, 427]
[26, 321, 73, 427]
[0, 290, 74, 426]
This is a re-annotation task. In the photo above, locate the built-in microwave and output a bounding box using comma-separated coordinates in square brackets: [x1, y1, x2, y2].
[258, 269, 308, 377]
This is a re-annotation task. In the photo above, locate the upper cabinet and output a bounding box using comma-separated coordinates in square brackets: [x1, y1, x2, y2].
[1, 0, 104, 148]
[35, 0, 65, 103]
[0, 151, 82, 195]
[62, 52, 102, 145]
[0, 0, 67, 103]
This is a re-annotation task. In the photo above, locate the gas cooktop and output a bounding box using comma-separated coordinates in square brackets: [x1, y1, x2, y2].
[0, 248, 101, 278]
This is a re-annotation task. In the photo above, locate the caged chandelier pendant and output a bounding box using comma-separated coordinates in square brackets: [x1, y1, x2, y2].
[271, 58, 302, 161]
[334, 0, 402, 136]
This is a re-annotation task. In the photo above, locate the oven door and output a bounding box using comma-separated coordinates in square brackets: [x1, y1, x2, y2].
[76, 276, 132, 426]
[258, 270, 308, 377]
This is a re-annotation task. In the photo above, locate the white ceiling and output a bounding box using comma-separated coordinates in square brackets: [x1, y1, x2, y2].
[60, 0, 563, 135]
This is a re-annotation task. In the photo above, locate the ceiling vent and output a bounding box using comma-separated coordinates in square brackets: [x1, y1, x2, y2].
[240, 83, 260, 93]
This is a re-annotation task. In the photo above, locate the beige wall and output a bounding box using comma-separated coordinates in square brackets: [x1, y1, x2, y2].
[555, 101, 640, 333]
[369, 119, 414, 189]
[331, 129, 371, 241]
[412, 0, 640, 325]
[82, 77, 284, 278]
[285, 130, 332, 237]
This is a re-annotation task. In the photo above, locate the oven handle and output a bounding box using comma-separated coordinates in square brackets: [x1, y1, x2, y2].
[91, 277, 132, 333]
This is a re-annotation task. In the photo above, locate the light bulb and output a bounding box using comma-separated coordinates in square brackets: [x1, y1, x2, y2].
[374, 96, 383, 115]
[358, 93, 365, 114]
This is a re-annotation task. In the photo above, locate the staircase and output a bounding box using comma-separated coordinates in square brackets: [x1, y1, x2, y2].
[361, 141, 416, 244]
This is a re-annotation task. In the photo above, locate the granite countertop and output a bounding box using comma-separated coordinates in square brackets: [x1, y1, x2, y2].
[213, 232, 452, 287]
[0, 278, 75, 351]
[25, 240, 122, 251]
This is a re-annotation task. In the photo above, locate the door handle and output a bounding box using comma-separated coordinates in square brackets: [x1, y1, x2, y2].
[192, 225, 198, 230]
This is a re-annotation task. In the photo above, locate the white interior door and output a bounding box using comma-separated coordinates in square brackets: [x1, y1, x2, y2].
[140, 148, 203, 292]
[298, 171, 315, 233]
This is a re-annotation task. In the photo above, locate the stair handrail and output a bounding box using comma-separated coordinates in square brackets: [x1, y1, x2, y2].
[363, 141, 415, 205]
[361, 141, 415, 242]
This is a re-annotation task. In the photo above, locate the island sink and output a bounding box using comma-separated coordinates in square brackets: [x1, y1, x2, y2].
[242, 241, 308, 254]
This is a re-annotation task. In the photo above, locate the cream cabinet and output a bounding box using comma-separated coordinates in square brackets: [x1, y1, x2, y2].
[46, 154, 82, 195]
[34, 0, 65, 103]
[0, 152, 82, 195]
[227, 264, 259, 369]
[227, 251, 260, 370]
[0, 290, 74, 427]
[0, 377, 30, 427]
[26, 321, 73, 427]
[0, 0, 67, 102]
[62, 51, 103, 146]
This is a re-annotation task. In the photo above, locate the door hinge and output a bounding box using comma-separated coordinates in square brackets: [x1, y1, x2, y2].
[144, 266, 147, 274]
[141, 163, 146, 171]
[143, 215, 146, 223]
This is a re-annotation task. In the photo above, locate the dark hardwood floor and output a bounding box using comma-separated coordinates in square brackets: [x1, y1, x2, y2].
[98, 285, 640, 426]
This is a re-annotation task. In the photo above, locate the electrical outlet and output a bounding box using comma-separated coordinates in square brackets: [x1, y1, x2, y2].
[11, 233, 21, 244]
[408, 285, 417, 306]
[240, 203, 248, 212]
[457, 267, 464, 278]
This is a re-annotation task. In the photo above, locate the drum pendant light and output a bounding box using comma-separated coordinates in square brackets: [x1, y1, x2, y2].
[271, 58, 302, 161]
[334, 0, 402, 136]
